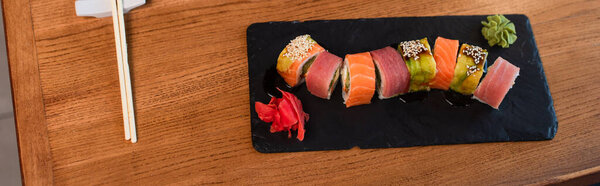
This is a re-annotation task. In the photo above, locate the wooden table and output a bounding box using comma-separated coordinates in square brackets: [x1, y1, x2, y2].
[3, 0, 599, 185]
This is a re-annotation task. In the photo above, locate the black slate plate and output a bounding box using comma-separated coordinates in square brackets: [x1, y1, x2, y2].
[247, 15, 557, 153]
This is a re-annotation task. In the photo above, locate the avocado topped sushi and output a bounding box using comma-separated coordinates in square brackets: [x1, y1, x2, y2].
[449, 44, 488, 95]
[276, 35, 325, 87]
[397, 38, 437, 92]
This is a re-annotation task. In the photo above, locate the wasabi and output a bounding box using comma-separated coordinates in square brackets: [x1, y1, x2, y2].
[481, 14, 517, 48]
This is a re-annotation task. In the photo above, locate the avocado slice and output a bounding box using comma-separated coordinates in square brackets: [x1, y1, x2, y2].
[450, 44, 488, 95]
[398, 38, 437, 92]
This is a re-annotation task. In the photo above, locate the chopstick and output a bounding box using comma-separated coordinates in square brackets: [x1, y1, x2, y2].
[116, 0, 137, 143]
[111, 0, 137, 143]
[111, 0, 130, 141]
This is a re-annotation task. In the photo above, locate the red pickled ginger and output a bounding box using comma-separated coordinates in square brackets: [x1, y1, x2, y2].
[254, 88, 309, 141]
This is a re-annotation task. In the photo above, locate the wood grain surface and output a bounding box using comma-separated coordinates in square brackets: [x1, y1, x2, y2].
[2, 0, 54, 185]
[3, 0, 600, 185]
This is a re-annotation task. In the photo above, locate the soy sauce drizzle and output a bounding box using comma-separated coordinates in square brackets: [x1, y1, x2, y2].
[443, 90, 474, 107]
[398, 91, 428, 103]
[263, 66, 288, 97]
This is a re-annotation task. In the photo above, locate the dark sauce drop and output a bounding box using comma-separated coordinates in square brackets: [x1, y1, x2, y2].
[389, 43, 400, 50]
[443, 90, 474, 107]
[398, 91, 428, 103]
[263, 66, 299, 97]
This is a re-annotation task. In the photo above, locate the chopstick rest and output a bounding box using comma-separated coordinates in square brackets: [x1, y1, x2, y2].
[75, 0, 146, 18]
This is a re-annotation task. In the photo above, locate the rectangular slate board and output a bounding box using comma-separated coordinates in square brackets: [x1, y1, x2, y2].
[247, 15, 557, 153]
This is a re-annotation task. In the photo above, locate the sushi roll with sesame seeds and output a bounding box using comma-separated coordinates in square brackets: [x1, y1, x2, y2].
[397, 38, 437, 92]
[449, 44, 489, 95]
[276, 35, 326, 87]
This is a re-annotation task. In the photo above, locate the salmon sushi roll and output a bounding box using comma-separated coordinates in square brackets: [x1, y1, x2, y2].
[370, 46, 410, 99]
[341, 52, 376, 108]
[429, 37, 459, 90]
[305, 51, 343, 99]
[449, 44, 488, 95]
[277, 35, 326, 87]
[473, 57, 520, 109]
[397, 38, 437, 92]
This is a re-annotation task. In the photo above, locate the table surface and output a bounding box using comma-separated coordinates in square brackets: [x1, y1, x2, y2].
[3, 0, 599, 185]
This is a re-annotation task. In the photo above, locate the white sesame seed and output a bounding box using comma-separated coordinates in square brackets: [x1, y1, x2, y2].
[462, 45, 485, 65]
[283, 35, 316, 61]
[400, 40, 428, 60]
[462, 45, 487, 77]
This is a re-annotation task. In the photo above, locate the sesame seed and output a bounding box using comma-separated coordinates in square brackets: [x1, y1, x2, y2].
[400, 40, 428, 60]
[283, 35, 316, 61]
[462, 45, 486, 77]
[466, 65, 480, 77]
[462, 45, 485, 65]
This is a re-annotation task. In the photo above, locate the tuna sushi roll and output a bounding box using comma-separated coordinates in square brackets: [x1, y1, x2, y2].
[449, 44, 488, 95]
[473, 57, 520, 109]
[429, 37, 459, 90]
[397, 38, 437, 92]
[370, 46, 410, 99]
[341, 52, 376, 108]
[305, 51, 343, 99]
[277, 34, 325, 87]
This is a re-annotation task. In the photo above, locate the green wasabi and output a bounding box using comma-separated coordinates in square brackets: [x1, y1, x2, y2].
[481, 14, 517, 48]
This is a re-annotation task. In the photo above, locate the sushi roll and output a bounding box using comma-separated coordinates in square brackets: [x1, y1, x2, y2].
[473, 57, 520, 109]
[305, 51, 343, 99]
[277, 34, 326, 87]
[341, 52, 376, 108]
[370, 46, 410, 99]
[429, 37, 459, 90]
[449, 44, 488, 95]
[397, 38, 437, 92]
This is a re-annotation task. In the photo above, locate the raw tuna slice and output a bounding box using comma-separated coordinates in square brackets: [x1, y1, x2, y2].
[370, 46, 410, 99]
[305, 51, 343, 99]
[473, 57, 520, 109]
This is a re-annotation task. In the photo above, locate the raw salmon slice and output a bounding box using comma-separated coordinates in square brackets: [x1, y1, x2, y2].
[473, 57, 520, 109]
[341, 52, 376, 108]
[429, 37, 459, 90]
